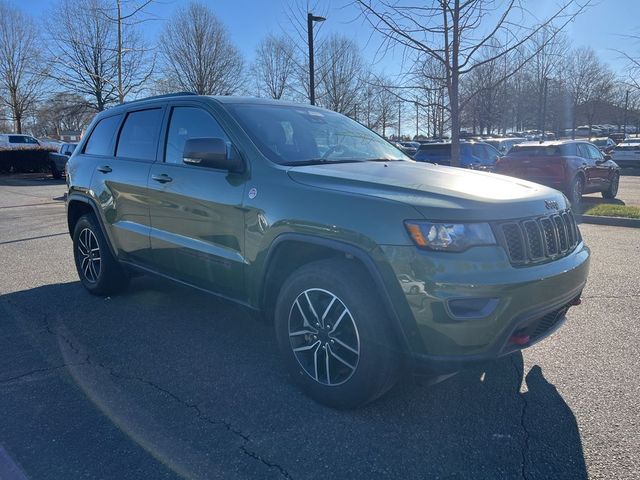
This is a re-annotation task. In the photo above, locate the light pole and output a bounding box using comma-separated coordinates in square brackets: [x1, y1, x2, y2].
[307, 13, 326, 106]
[623, 89, 630, 136]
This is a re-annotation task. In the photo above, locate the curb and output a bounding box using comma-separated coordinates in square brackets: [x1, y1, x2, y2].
[577, 214, 640, 228]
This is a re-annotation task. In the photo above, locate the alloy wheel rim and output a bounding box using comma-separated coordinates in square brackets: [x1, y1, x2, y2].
[77, 228, 101, 283]
[288, 288, 360, 386]
[574, 179, 583, 202]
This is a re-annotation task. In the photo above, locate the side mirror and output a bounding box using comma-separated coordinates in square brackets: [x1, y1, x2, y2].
[603, 154, 612, 161]
[182, 137, 243, 172]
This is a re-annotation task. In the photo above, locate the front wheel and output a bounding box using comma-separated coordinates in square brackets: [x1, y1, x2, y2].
[274, 259, 399, 409]
[602, 173, 619, 199]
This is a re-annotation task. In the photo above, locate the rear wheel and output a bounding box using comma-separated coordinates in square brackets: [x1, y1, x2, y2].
[602, 173, 619, 199]
[274, 259, 399, 409]
[73, 214, 129, 295]
[51, 163, 62, 180]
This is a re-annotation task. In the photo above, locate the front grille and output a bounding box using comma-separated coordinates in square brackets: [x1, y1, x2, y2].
[495, 209, 581, 266]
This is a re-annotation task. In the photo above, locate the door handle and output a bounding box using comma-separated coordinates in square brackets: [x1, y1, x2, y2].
[152, 173, 173, 183]
[97, 165, 112, 173]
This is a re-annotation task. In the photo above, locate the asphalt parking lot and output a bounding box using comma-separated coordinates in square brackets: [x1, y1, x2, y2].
[1, 176, 639, 480]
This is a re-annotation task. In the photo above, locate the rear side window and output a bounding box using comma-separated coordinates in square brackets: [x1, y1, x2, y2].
[8, 135, 38, 144]
[84, 115, 122, 156]
[116, 109, 164, 161]
[164, 106, 229, 164]
[508, 145, 563, 157]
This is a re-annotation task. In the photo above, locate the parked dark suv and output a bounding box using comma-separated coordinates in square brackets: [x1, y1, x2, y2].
[414, 140, 500, 169]
[494, 140, 620, 206]
[66, 94, 590, 408]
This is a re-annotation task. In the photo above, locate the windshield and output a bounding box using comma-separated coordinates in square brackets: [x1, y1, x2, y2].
[228, 103, 409, 165]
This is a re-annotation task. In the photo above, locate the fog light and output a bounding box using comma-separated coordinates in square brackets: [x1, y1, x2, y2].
[447, 298, 499, 319]
[509, 334, 530, 346]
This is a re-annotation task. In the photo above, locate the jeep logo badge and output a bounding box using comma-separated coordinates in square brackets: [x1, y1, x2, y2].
[545, 200, 559, 210]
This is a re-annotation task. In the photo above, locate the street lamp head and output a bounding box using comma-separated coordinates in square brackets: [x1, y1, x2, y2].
[310, 14, 326, 22]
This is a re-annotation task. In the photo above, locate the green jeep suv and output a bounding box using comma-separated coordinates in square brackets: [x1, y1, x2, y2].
[66, 93, 590, 408]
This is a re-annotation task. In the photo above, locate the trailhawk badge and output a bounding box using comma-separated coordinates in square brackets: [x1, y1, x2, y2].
[544, 200, 559, 210]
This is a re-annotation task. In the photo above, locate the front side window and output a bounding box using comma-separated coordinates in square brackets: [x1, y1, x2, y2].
[116, 109, 164, 161]
[84, 115, 122, 156]
[165, 107, 229, 164]
[228, 104, 408, 165]
[587, 144, 603, 160]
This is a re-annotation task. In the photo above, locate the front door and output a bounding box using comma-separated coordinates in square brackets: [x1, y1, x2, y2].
[147, 104, 246, 299]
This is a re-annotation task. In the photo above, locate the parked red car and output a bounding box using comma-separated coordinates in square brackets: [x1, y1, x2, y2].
[494, 140, 620, 206]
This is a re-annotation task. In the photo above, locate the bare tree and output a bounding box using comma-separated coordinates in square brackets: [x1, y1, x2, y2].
[0, 1, 45, 133]
[159, 2, 244, 95]
[564, 46, 613, 137]
[315, 35, 363, 114]
[252, 34, 297, 99]
[34, 93, 92, 137]
[354, 0, 590, 166]
[98, 0, 156, 103]
[47, 0, 153, 110]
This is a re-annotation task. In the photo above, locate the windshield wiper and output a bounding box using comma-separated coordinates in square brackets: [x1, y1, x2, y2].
[280, 159, 363, 166]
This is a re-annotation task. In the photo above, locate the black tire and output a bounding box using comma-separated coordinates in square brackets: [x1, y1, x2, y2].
[72, 213, 129, 295]
[568, 175, 584, 208]
[51, 163, 62, 180]
[602, 173, 619, 199]
[274, 258, 399, 409]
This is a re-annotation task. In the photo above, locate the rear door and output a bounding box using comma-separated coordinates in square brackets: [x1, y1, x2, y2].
[147, 103, 246, 299]
[89, 106, 165, 265]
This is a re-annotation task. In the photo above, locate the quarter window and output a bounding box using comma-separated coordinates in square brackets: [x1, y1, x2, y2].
[116, 109, 164, 161]
[165, 107, 229, 164]
[84, 115, 122, 156]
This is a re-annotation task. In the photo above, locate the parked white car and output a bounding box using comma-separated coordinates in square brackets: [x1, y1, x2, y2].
[611, 142, 640, 168]
[0, 133, 41, 148]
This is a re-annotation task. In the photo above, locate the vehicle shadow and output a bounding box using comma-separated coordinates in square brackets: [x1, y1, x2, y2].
[581, 195, 625, 207]
[0, 279, 587, 480]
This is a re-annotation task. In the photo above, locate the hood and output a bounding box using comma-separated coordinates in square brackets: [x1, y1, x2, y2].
[287, 161, 568, 221]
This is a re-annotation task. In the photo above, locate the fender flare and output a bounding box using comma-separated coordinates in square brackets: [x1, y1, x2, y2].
[66, 193, 119, 259]
[260, 233, 422, 356]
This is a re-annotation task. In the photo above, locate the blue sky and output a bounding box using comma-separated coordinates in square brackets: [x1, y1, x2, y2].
[15, 0, 640, 76]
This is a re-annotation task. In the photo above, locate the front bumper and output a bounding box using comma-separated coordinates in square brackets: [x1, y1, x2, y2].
[379, 241, 590, 371]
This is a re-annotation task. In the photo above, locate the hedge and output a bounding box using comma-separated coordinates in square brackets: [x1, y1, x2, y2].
[0, 148, 52, 174]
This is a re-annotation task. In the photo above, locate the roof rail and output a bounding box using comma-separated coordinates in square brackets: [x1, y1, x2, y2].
[121, 91, 197, 105]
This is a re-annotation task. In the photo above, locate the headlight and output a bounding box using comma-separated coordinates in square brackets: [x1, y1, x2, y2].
[404, 221, 496, 252]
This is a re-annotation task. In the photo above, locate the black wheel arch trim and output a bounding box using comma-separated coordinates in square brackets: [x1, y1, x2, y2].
[66, 193, 119, 259]
[260, 232, 425, 358]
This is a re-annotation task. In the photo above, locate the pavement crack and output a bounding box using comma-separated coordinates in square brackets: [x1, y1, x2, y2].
[240, 446, 293, 479]
[14, 308, 293, 479]
[100, 366, 293, 478]
[99, 365, 251, 441]
[0, 362, 88, 385]
[512, 356, 530, 480]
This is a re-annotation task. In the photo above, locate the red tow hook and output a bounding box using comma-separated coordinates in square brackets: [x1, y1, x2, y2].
[509, 334, 530, 346]
[570, 297, 582, 306]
